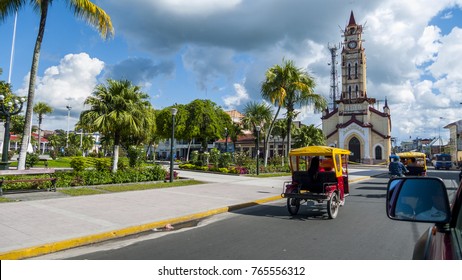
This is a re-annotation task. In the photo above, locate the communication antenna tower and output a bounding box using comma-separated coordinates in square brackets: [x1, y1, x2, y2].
[327, 43, 340, 110]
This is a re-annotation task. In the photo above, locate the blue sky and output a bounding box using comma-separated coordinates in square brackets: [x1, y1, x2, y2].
[1, 0, 462, 144]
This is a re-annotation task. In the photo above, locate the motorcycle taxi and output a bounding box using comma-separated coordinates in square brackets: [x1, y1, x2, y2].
[396, 152, 427, 176]
[281, 146, 351, 219]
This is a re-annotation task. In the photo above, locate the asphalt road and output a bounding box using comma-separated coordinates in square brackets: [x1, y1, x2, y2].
[39, 169, 457, 260]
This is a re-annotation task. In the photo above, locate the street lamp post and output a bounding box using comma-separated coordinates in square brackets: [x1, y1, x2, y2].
[0, 94, 26, 170]
[169, 107, 178, 183]
[66, 105, 72, 148]
[224, 127, 228, 153]
[256, 125, 261, 175]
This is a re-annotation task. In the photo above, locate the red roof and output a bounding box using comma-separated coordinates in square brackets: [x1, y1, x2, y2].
[9, 133, 48, 143]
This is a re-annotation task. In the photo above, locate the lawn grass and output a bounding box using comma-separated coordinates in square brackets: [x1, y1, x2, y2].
[0, 197, 13, 203]
[57, 179, 204, 196]
[8, 157, 73, 168]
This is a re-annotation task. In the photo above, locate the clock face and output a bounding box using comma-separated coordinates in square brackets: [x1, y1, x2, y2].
[348, 40, 357, 49]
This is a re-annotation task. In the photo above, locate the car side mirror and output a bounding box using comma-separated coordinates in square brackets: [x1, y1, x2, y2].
[386, 177, 451, 224]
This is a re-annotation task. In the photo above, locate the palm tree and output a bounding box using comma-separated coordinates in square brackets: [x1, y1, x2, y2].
[1, 1, 114, 170]
[241, 101, 273, 133]
[78, 79, 153, 172]
[33, 102, 53, 154]
[242, 101, 272, 160]
[293, 124, 325, 148]
[229, 122, 244, 154]
[261, 59, 327, 162]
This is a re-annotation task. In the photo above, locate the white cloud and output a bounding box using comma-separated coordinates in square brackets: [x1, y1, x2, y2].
[17, 53, 104, 130]
[415, 26, 442, 65]
[223, 83, 250, 109]
[9, 0, 462, 142]
[428, 27, 462, 79]
[155, 0, 242, 15]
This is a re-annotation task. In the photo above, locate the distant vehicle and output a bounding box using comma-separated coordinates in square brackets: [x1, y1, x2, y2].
[386, 176, 462, 259]
[433, 153, 452, 170]
[396, 151, 427, 176]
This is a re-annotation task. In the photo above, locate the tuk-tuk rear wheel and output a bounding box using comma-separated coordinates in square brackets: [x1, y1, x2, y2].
[327, 191, 340, 219]
[287, 190, 300, 215]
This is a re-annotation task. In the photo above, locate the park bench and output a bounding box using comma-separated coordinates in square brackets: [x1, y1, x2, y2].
[0, 169, 58, 196]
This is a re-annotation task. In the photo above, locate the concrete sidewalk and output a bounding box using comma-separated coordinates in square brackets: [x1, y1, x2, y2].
[0, 168, 385, 259]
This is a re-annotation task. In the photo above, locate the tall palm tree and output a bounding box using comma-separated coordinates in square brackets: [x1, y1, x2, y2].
[78, 79, 153, 172]
[242, 101, 272, 159]
[261, 59, 327, 162]
[33, 102, 53, 154]
[1, 0, 114, 170]
[229, 122, 244, 154]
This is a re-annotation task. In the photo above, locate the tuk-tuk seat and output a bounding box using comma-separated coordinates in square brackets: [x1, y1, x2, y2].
[406, 166, 425, 176]
[292, 171, 315, 190]
[293, 171, 337, 193]
[309, 171, 337, 193]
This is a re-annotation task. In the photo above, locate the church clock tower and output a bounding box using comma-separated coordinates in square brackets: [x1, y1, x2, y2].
[321, 11, 391, 164]
[341, 11, 369, 103]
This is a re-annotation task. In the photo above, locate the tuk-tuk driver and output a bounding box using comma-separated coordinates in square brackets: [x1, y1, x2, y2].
[389, 156, 408, 177]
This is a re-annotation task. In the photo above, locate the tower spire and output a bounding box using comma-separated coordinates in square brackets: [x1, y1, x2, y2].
[348, 10, 356, 26]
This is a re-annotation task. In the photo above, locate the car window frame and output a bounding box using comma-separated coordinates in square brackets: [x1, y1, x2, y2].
[450, 181, 462, 259]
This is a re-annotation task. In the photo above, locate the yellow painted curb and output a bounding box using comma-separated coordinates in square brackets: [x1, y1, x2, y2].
[0, 195, 283, 260]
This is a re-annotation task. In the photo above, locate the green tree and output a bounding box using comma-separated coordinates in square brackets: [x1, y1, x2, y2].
[33, 102, 53, 154]
[186, 99, 231, 151]
[78, 79, 153, 172]
[293, 124, 325, 148]
[261, 59, 327, 163]
[46, 130, 66, 157]
[1, 0, 114, 170]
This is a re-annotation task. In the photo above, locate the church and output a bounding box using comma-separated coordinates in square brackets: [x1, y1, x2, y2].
[321, 11, 391, 164]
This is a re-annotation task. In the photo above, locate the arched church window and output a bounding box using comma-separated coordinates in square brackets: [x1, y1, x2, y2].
[375, 146, 383, 160]
[355, 63, 358, 79]
[348, 63, 351, 79]
[348, 86, 352, 99]
[355, 85, 359, 98]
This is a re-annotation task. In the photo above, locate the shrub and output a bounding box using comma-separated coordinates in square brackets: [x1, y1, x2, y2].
[117, 157, 129, 170]
[26, 153, 40, 168]
[229, 166, 248, 174]
[54, 164, 167, 188]
[49, 150, 58, 160]
[94, 158, 112, 172]
[127, 146, 144, 167]
[219, 152, 232, 168]
[210, 148, 220, 167]
[165, 170, 179, 181]
[179, 163, 195, 169]
[234, 151, 252, 166]
[70, 156, 87, 172]
[218, 167, 229, 173]
[190, 150, 199, 164]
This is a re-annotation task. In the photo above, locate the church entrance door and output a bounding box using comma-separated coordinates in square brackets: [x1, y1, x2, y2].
[349, 137, 361, 162]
